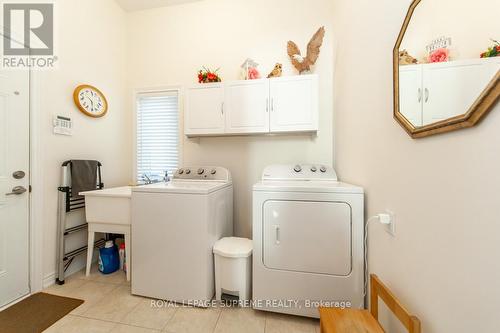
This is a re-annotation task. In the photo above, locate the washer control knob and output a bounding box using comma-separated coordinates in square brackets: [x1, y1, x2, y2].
[320, 166, 327, 173]
[310, 166, 317, 172]
[197, 168, 205, 175]
[178, 169, 184, 175]
[185, 169, 191, 175]
[210, 169, 217, 175]
[293, 165, 302, 173]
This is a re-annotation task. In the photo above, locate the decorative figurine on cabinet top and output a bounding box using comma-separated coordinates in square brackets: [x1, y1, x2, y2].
[399, 50, 418, 65]
[267, 63, 283, 78]
[287, 26, 325, 74]
[240, 58, 261, 80]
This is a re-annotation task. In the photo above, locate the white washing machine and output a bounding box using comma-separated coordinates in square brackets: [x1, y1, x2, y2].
[131, 166, 233, 305]
[252, 164, 364, 318]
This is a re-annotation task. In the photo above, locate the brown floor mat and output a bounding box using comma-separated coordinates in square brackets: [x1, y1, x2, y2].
[0, 292, 83, 333]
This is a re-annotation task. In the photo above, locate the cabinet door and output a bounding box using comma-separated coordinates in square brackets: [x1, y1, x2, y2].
[422, 60, 496, 125]
[225, 79, 269, 134]
[399, 65, 423, 126]
[269, 74, 318, 132]
[184, 84, 225, 136]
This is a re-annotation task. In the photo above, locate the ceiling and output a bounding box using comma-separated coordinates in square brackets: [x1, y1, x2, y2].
[115, 0, 202, 12]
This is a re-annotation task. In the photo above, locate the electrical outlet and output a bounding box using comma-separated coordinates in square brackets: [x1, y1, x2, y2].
[384, 209, 395, 236]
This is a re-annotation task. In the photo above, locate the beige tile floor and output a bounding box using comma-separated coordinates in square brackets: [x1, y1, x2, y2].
[43, 265, 320, 333]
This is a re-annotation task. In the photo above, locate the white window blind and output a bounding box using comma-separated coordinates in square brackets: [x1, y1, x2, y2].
[136, 91, 179, 183]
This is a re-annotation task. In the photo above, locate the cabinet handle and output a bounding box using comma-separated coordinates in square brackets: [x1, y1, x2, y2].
[271, 98, 274, 112]
[417, 88, 422, 102]
[266, 98, 269, 112]
[274, 225, 280, 245]
[424, 88, 429, 103]
[221, 102, 224, 115]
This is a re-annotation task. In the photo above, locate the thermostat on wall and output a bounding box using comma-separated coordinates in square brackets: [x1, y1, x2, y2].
[53, 115, 73, 136]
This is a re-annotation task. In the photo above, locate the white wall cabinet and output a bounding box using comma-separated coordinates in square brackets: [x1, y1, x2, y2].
[399, 58, 499, 127]
[225, 79, 270, 134]
[269, 75, 318, 132]
[184, 83, 225, 136]
[398, 65, 423, 126]
[184, 74, 318, 137]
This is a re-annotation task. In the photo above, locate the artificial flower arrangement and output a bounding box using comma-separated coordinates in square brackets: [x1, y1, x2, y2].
[480, 39, 500, 58]
[197, 67, 222, 83]
[428, 48, 449, 63]
[425, 36, 452, 63]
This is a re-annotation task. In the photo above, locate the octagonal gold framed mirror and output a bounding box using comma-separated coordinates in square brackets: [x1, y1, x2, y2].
[394, 0, 500, 138]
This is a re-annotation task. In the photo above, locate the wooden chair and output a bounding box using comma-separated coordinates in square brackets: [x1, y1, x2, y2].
[319, 274, 421, 333]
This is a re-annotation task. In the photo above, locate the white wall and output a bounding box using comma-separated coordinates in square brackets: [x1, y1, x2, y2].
[127, 0, 335, 237]
[40, 0, 130, 282]
[400, 0, 500, 61]
[332, 0, 500, 332]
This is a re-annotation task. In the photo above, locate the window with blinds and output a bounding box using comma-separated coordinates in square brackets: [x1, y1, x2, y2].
[135, 91, 179, 183]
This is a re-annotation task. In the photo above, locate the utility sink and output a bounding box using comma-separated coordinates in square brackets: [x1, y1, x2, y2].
[79, 186, 132, 225]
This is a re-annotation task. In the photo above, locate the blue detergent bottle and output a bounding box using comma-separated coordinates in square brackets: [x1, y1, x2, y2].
[98, 240, 120, 274]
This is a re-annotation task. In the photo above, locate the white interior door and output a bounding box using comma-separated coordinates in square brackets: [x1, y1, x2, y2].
[263, 200, 352, 276]
[399, 65, 423, 126]
[224, 79, 269, 134]
[0, 69, 30, 307]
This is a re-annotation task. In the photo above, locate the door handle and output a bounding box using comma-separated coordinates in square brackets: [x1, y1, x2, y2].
[424, 88, 429, 103]
[6, 186, 27, 196]
[417, 88, 422, 103]
[274, 225, 280, 245]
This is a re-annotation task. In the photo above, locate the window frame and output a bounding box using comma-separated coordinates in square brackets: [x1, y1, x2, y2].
[132, 86, 183, 184]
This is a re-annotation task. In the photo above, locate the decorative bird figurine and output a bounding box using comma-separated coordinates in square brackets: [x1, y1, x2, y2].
[267, 63, 283, 78]
[287, 26, 325, 74]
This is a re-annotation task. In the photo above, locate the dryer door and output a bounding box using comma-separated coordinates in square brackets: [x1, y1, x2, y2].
[262, 200, 351, 276]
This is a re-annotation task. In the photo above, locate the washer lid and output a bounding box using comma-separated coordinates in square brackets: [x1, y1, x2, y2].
[132, 181, 231, 194]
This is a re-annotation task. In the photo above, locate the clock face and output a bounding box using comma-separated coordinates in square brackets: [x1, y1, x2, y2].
[73, 85, 108, 117]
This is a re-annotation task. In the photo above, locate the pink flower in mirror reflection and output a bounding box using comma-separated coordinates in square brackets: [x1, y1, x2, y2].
[429, 48, 449, 63]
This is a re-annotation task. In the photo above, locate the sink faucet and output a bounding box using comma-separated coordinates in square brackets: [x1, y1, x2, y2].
[142, 174, 152, 184]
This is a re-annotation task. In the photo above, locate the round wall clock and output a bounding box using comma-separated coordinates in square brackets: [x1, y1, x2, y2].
[73, 84, 108, 118]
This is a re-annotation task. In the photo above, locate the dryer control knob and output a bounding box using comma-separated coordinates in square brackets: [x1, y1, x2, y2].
[320, 166, 327, 173]
[293, 165, 302, 173]
[185, 169, 191, 175]
[311, 166, 317, 172]
[210, 169, 217, 175]
[178, 169, 184, 175]
[197, 168, 205, 175]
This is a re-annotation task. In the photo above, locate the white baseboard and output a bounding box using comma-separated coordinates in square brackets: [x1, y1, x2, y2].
[42, 253, 99, 289]
[0, 293, 31, 312]
[42, 272, 56, 289]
